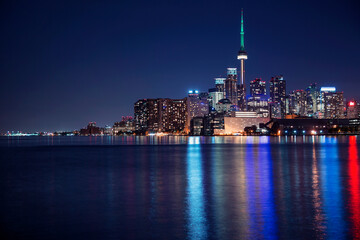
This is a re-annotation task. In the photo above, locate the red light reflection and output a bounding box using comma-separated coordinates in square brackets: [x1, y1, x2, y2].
[348, 136, 360, 239]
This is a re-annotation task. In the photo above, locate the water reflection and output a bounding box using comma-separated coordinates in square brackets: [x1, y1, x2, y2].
[186, 137, 207, 240]
[311, 144, 326, 239]
[348, 136, 360, 239]
[1, 136, 360, 239]
[244, 143, 277, 239]
[320, 137, 346, 239]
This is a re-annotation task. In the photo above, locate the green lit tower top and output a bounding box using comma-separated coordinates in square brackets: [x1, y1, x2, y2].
[236, 9, 247, 110]
[237, 9, 247, 60]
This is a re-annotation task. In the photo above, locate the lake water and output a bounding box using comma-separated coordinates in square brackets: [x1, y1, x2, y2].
[0, 136, 359, 239]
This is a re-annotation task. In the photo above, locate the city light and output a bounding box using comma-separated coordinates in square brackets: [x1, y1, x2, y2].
[320, 87, 336, 92]
[349, 101, 355, 107]
[237, 55, 248, 60]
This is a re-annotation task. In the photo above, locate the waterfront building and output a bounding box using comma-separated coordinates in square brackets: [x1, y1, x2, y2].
[113, 116, 135, 134]
[346, 100, 358, 119]
[103, 125, 113, 135]
[214, 111, 269, 135]
[269, 75, 286, 118]
[224, 68, 238, 105]
[160, 98, 187, 132]
[190, 117, 204, 136]
[134, 99, 160, 132]
[269, 118, 360, 135]
[79, 122, 102, 135]
[319, 87, 344, 119]
[134, 98, 187, 133]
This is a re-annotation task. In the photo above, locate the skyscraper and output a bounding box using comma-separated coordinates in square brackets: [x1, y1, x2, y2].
[269, 75, 286, 118]
[319, 87, 344, 119]
[305, 83, 320, 117]
[237, 9, 247, 110]
[215, 78, 226, 93]
[250, 78, 266, 96]
[288, 90, 307, 116]
[346, 100, 358, 119]
[187, 90, 209, 121]
[224, 68, 238, 105]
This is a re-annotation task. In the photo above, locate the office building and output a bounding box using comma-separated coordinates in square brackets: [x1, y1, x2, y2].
[187, 90, 209, 130]
[247, 78, 269, 116]
[269, 75, 286, 118]
[288, 90, 307, 116]
[215, 78, 226, 93]
[346, 100, 358, 119]
[319, 87, 344, 119]
[224, 68, 238, 105]
[305, 83, 320, 117]
[247, 95, 269, 117]
[209, 88, 224, 109]
[250, 78, 266, 96]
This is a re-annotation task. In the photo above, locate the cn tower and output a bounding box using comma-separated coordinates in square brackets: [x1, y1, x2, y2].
[237, 9, 247, 110]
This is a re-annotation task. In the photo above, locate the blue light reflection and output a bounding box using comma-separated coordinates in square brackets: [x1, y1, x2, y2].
[186, 137, 207, 240]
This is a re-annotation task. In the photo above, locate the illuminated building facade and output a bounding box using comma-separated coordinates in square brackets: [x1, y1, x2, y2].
[79, 122, 102, 135]
[288, 90, 307, 116]
[215, 98, 232, 114]
[305, 83, 320, 117]
[209, 88, 224, 109]
[190, 117, 204, 135]
[134, 99, 160, 132]
[270, 118, 360, 135]
[247, 78, 269, 116]
[224, 68, 238, 105]
[323, 91, 344, 119]
[209, 78, 226, 109]
[113, 116, 135, 134]
[160, 98, 187, 132]
[319, 87, 344, 119]
[346, 100, 358, 119]
[247, 95, 269, 117]
[214, 112, 269, 135]
[269, 75, 286, 118]
[187, 90, 209, 130]
[134, 98, 187, 133]
[215, 78, 226, 93]
[250, 78, 266, 96]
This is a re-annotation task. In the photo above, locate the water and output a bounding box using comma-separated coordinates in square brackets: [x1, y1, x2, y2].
[0, 136, 359, 239]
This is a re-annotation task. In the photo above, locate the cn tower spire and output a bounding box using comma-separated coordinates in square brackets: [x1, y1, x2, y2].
[237, 8, 248, 110]
[240, 8, 245, 51]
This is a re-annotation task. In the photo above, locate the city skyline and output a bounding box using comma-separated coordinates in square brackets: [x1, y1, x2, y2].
[1, 0, 360, 132]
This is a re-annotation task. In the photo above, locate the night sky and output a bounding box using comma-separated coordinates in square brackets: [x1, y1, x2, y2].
[1, 0, 359, 132]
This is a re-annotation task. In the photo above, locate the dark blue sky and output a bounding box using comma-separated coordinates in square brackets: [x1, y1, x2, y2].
[1, 0, 359, 132]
